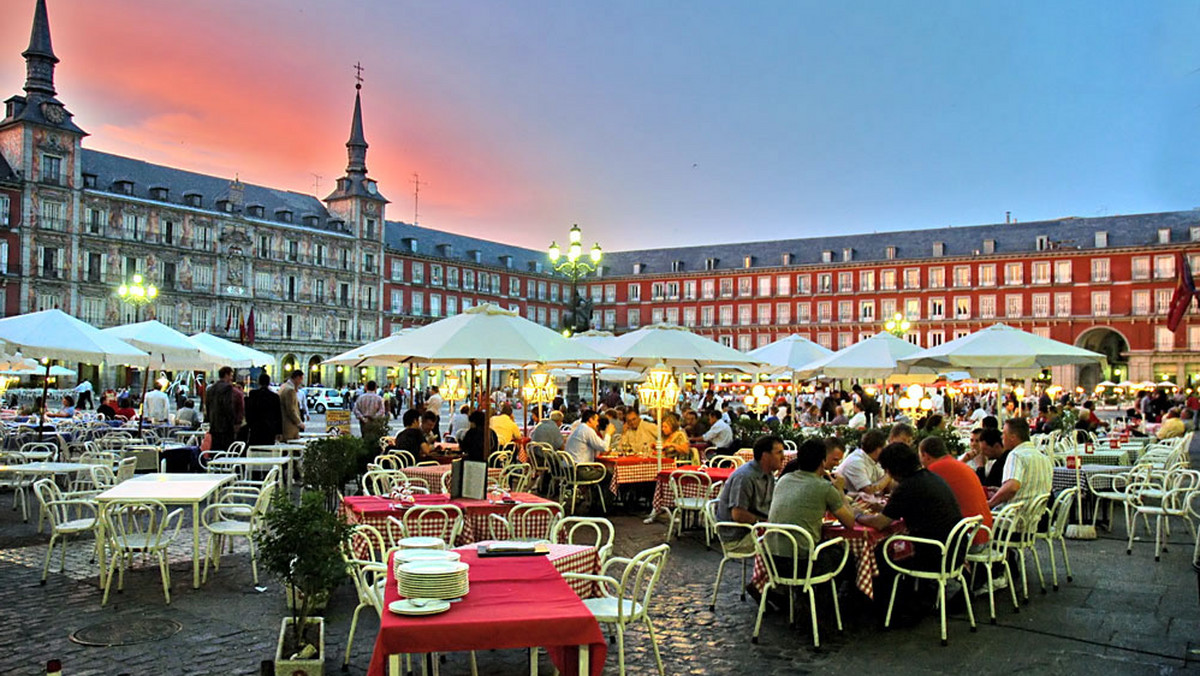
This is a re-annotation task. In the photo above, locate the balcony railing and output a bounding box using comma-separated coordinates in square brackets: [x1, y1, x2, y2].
[39, 171, 67, 186]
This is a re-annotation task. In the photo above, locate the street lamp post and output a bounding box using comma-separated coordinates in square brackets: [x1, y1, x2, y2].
[115, 273, 158, 436]
[547, 224, 602, 337]
[884, 312, 910, 338]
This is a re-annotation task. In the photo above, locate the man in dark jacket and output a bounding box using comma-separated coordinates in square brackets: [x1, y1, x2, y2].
[205, 366, 244, 452]
[244, 373, 282, 447]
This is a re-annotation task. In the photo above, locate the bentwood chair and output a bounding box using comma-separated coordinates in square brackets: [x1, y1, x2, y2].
[665, 470, 712, 544]
[32, 478, 100, 584]
[101, 499, 184, 605]
[882, 515, 982, 646]
[704, 499, 757, 612]
[487, 502, 563, 541]
[201, 480, 276, 584]
[552, 516, 615, 566]
[965, 504, 1022, 623]
[1127, 468, 1200, 561]
[341, 523, 389, 670]
[751, 523, 849, 648]
[1037, 487, 1078, 590]
[563, 544, 671, 676]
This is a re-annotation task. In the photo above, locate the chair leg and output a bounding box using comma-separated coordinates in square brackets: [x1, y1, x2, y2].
[595, 485, 606, 514]
[829, 579, 843, 632]
[159, 552, 172, 604]
[751, 582, 771, 643]
[644, 617, 665, 676]
[1029, 544, 1046, 593]
[1004, 561, 1020, 612]
[664, 509, 676, 543]
[41, 533, 57, 583]
[101, 553, 118, 606]
[1017, 549, 1029, 600]
[344, 602, 365, 667]
[961, 573, 977, 632]
[740, 559, 747, 600]
[1059, 538, 1073, 583]
[710, 557, 728, 611]
[249, 535, 259, 585]
[982, 560, 996, 623]
[1044, 538, 1058, 591]
[615, 624, 626, 676]
[884, 576, 901, 628]
[1127, 511, 1137, 555]
[938, 581, 948, 646]
[202, 533, 214, 584]
[1155, 515, 1164, 561]
[807, 587, 820, 648]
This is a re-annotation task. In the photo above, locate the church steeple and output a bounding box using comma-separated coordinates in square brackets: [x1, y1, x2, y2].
[22, 0, 57, 98]
[346, 85, 368, 176]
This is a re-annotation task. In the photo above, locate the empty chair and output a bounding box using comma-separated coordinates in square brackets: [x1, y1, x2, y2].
[32, 478, 100, 584]
[101, 499, 184, 605]
[487, 451, 513, 468]
[362, 470, 400, 497]
[552, 516, 615, 565]
[19, 441, 58, 461]
[965, 504, 1023, 623]
[882, 515, 982, 646]
[1037, 487, 1078, 590]
[750, 523, 849, 648]
[341, 524, 389, 670]
[563, 544, 671, 676]
[1127, 468, 1199, 561]
[201, 481, 276, 584]
[704, 499, 756, 612]
[391, 504, 464, 548]
[497, 463, 533, 493]
[705, 455, 743, 469]
[488, 502, 563, 541]
[1010, 493, 1051, 599]
[665, 470, 712, 544]
[0, 451, 33, 520]
[115, 456, 137, 483]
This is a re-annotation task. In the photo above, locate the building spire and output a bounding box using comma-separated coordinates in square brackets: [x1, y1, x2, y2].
[346, 63, 368, 175]
[22, 0, 58, 98]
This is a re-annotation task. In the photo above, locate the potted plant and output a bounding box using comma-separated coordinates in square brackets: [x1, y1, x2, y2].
[256, 490, 352, 676]
[300, 435, 364, 511]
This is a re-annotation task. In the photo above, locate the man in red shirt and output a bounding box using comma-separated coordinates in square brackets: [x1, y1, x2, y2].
[918, 436, 992, 548]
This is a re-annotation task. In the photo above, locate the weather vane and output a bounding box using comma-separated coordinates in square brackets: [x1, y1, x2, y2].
[353, 61, 364, 90]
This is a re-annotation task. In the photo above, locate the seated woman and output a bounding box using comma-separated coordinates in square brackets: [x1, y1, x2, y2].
[96, 395, 117, 420]
[460, 410, 499, 464]
[660, 413, 697, 465]
[114, 397, 138, 421]
[46, 395, 76, 418]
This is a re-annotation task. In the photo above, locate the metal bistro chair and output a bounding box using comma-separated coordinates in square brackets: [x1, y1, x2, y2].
[882, 515, 982, 646]
[101, 499, 184, 605]
[497, 462, 534, 493]
[665, 470, 712, 544]
[201, 480, 276, 584]
[32, 478, 100, 584]
[488, 502, 563, 541]
[1127, 468, 1200, 561]
[1037, 487, 1078, 590]
[389, 504, 464, 549]
[552, 516, 615, 566]
[1010, 493, 1051, 599]
[341, 523, 391, 671]
[965, 503, 1023, 623]
[556, 451, 607, 515]
[704, 499, 757, 612]
[751, 523, 849, 648]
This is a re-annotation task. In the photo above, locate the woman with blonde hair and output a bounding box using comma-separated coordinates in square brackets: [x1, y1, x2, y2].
[661, 412, 698, 464]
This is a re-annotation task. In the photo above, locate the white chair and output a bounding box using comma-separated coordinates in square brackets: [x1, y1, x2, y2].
[704, 499, 757, 612]
[497, 462, 533, 493]
[750, 523, 849, 648]
[552, 516, 615, 565]
[556, 451, 607, 515]
[704, 455, 743, 469]
[488, 502, 563, 541]
[19, 441, 58, 462]
[1088, 465, 1146, 532]
[392, 504, 464, 548]
[562, 544, 670, 676]
[32, 478, 100, 584]
[101, 499, 184, 605]
[665, 470, 712, 544]
[115, 456, 137, 483]
[487, 451, 513, 468]
[201, 480, 276, 584]
[1127, 468, 1199, 561]
[965, 504, 1022, 624]
[0, 451, 34, 520]
[341, 524, 392, 671]
[882, 515, 982, 646]
[524, 441, 554, 490]
[1037, 487, 1078, 590]
[362, 470, 400, 496]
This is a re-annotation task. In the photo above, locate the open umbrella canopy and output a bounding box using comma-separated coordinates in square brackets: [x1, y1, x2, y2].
[747, 334, 834, 371]
[600, 323, 765, 371]
[187, 332, 274, 368]
[1096, 380, 1118, 388]
[896, 323, 1104, 376]
[0, 309, 147, 365]
[334, 304, 612, 367]
[324, 330, 412, 367]
[796, 332, 934, 380]
[0, 358, 75, 377]
[102, 320, 224, 370]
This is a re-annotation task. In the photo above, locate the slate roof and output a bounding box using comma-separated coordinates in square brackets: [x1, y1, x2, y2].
[598, 211, 1200, 275]
[81, 149, 345, 233]
[0, 153, 18, 183]
[384, 220, 554, 274]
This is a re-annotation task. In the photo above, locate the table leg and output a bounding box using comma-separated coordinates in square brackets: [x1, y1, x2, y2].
[529, 647, 538, 676]
[95, 502, 107, 589]
[192, 501, 201, 588]
[578, 644, 589, 676]
[389, 654, 401, 676]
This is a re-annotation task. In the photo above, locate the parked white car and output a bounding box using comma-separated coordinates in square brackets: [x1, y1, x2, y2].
[301, 387, 344, 414]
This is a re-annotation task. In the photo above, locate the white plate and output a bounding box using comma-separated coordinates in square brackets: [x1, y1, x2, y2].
[397, 537, 447, 550]
[398, 560, 470, 576]
[395, 550, 461, 564]
[388, 598, 451, 616]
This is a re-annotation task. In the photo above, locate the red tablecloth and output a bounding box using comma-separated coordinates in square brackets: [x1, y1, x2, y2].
[651, 465, 735, 511]
[341, 493, 561, 551]
[463, 541, 598, 597]
[597, 455, 663, 494]
[368, 548, 607, 676]
[399, 463, 502, 490]
[750, 522, 899, 599]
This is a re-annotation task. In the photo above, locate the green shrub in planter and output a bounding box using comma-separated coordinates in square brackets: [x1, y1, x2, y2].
[360, 417, 391, 459]
[256, 490, 352, 660]
[301, 436, 364, 510]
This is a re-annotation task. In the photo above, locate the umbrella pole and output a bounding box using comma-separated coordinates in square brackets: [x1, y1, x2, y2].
[137, 362, 151, 438]
[592, 364, 598, 409]
[38, 360, 50, 442]
[520, 370, 527, 434]
[483, 359, 492, 458]
[656, 405, 663, 474]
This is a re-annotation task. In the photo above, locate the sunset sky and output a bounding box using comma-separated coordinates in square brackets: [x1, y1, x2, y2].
[2, 1, 1198, 251]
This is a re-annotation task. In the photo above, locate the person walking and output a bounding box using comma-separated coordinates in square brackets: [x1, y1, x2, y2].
[353, 380, 387, 433]
[279, 369, 306, 441]
[205, 366, 244, 452]
[245, 373, 283, 447]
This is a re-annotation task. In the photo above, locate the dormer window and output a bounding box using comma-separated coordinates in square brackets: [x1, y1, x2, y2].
[468, 249, 481, 263]
[983, 239, 996, 254]
[113, 180, 134, 195]
[436, 244, 453, 258]
[301, 214, 319, 227]
[885, 246, 896, 260]
[499, 254, 513, 269]
[743, 255, 755, 269]
[704, 257, 719, 271]
[216, 199, 234, 213]
[633, 263, 644, 274]
[821, 250, 833, 264]
[150, 186, 169, 201]
[327, 219, 344, 231]
[932, 242, 944, 257]
[182, 192, 202, 207]
[1035, 235, 1049, 251]
[275, 208, 293, 224]
[1094, 231, 1108, 248]
[671, 260, 685, 273]
[842, 248, 853, 262]
[82, 173, 97, 189]
[247, 205, 265, 218]
[781, 253, 793, 265]
[1158, 228, 1171, 244]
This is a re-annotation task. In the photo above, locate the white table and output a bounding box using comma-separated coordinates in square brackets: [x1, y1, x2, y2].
[0, 461, 92, 477]
[95, 473, 235, 589]
[249, 443, 303, 483]
[207, 456, 292, 489]
[174, 430, 206, 443]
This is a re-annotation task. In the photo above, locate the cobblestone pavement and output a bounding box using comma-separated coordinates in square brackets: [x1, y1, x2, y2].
[1, 482, 1198, 675]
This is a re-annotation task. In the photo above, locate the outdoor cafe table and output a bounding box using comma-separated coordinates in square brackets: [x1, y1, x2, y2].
[248, 442, 302, 481]
[368, 547, 606, 676]
[341, 492, 560, 548]
[1054, 448, 1130, 467]
[1052, 464, 1125, 524]
[459, 540, 599, 598]
[398, 463, 501, 491]
[750, 521, 900, 600]
[0, 461, 92, 487]
[651, 465, 736, 512]
[95, 473, 235, 589]
[206, 455, 292, 488]
[596, 455, 661, 494]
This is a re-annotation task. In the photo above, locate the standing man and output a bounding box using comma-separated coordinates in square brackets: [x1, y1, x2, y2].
[205, 366, 244, 452]
[143, 381, 171, 424]
[353, 380, 387, 431]
[73, 379, 94, 410]
[279, 369, 306, 441]
[245, 372, 283, 447]
[425, 386, 444, 417]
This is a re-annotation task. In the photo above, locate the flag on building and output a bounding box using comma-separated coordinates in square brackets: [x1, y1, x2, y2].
[246, 308, 256, 346]
[238, 308, 246, 344]
[1167, 252, 1197, 332]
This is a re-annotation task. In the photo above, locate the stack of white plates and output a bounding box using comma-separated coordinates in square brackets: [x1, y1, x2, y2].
[397, 560, 470, 600]
[392, 549, 461, 579]
[396, 536, 446, 550]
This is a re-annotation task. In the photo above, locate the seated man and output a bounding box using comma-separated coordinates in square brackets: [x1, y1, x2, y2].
[963, 427, 1009, 489]
[858, 443, 964, 573]
[918, 436, 991, 548]
[837, 429, 892, 495]
[617, 408, 657, 456]
[563, 410, 607, 483]
[1157, 408, 1186, 440]
[391, 408, 433, 461]
[714, 435, 785, 554]
[694, 409, 733, 456]
[46, 395, 76, 418]
[989, 417, 1052, 510]
[887, 423, 915, 447]
[490, 404, 522, 447]
[766, 439, 856, 575]
[531, 409, 566, 452]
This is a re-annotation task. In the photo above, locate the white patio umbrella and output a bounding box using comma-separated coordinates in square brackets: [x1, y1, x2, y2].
[796, 332, 934, 380]
[0, 359, 74, 377]
[0, 309, 148, 436]
[896, 324, 1105, 375]
[187, 332, 274, 368]
[603, 324, 765, 371]
[325, 330, 412, 367]
[747, 334, 835, 416]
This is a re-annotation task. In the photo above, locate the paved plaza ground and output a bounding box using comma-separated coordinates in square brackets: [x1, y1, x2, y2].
[1, 426, 1198, 675]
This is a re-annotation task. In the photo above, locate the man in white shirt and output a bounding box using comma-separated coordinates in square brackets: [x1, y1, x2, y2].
[846, 401, 868, 429]
[989, 417, 1052, 509]
[564, 411, 608, 483]
[617, 408, 658, 456]
[697, 409, 733, 454]
[425, 386, 444, 416]
[143, 382, 171, 423]
[968, 403, 988, 423]
[836, 429, 892, 495]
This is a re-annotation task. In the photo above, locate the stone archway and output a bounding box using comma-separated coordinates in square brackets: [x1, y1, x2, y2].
[1075, 327, 1129, 390]
[308, 355, 324, 385]
[280, 353, 299, 380]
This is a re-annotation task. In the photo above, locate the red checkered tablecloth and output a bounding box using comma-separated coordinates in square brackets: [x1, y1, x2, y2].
[462, 541, 598, 597]
[651, 466, 735, 512]
[400, 463, 502, 492]
[734, 448, 797, 465]
[749, 523, 895, 600]
[341, 493, 561, 554]
[597, 455, 662, 494]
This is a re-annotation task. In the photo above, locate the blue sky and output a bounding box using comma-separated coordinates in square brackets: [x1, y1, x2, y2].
[4, 1, 1198, 250]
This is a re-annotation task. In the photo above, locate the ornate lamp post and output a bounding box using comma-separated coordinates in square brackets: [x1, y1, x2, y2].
[744, 384, 772, 417]
[548, 224, 602, 337]
[884, 312, 910, 338]
[636, 363, 681, 472]
[116, 273, 158, 323]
